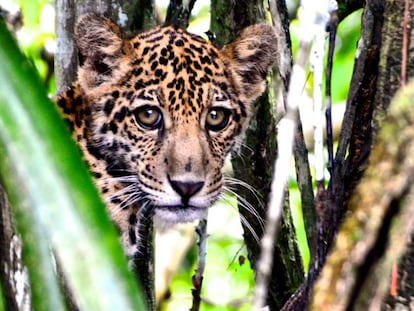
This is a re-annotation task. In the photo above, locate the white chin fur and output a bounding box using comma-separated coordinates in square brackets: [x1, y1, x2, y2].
[153, 207, 207, 229]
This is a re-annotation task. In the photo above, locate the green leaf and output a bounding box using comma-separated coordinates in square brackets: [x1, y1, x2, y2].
[0, 281, 5, 311]
[0, 19, 145, 310]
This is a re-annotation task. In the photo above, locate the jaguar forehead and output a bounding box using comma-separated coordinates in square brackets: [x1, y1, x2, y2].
[130, 27, 225, 104]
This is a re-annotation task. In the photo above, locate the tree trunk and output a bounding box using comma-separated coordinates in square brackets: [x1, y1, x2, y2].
[328, 0, 384, 252]
[277, 0, 414, 308]
[376, 0, 414, 308]
[211, 1, 304, 309]
[55, 0, 157, 93]
[308, 0, 414, 309]
[310, 79, 414, 310]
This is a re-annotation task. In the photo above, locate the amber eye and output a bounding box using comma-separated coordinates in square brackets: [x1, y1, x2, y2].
[134, 105, 163, 130]
[206, 108, 231, 132]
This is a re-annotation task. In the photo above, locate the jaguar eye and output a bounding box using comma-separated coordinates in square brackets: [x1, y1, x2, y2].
[206, 107, 231, 132]
[134, 105, 163, 130]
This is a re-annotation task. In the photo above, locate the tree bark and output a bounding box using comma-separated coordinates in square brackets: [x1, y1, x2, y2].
[307, 0, 414, 309]
[327, 0, 414, 257]
[377, 0, 414, 308]
[164, 0, 196, 29]
[211, 1, 304, 309]
[310, 79, 414, 310]
[328, 0, 384, 250]
[280, 0, 414, 309]
[55, 0, 157, 93]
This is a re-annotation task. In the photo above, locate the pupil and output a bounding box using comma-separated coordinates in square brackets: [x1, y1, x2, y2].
[145, 109, 154, 119]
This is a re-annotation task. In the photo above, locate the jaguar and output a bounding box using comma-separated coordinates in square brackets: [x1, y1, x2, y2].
[56, 14, 278, 257]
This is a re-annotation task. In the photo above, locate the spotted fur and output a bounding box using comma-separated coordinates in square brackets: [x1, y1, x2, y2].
[56, 14, 277, 257]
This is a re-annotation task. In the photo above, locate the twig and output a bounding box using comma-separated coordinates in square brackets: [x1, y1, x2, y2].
[401, 0, 409, 87]
[252, 1, 333, 309]
[312, 1, 337, 197]
[164, 0, 197, 29]
[311, 14, 327, 188]
[325, 9, 338, 189]
[270, 0, 319, 266]
[190, 218, 208, 311]
[268, 0, 293, 92]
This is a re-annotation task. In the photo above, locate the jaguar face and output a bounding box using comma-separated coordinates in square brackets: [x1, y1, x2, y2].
[57, 14, 278, 253]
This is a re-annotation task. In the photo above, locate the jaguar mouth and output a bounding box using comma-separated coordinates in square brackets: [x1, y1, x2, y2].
[156, 204, 204, 210]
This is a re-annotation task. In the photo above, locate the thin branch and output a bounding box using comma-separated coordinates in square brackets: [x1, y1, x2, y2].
[269, 0, 318, 266]
[293, 120, 317, 264]
[330, 0, 383, 242]
[401, 0, 409, 87]
[310, 18, 327, 187]
[325, 9, 338, 189]
[164, 0, 197, 29]
[253, 1, 332, 308]
[311, 2, 338, 272]
[190, 218, 208, 311]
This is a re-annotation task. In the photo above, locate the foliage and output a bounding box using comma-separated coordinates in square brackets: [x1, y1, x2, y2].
[290, 8, 362, 104]
[0, 284, 4, 311]
[0, 15, 145, 311]
[3, 0, 55, 92]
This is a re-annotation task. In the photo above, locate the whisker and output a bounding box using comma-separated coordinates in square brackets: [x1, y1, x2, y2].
[104, 182, 144, 217]
[134, 201, 155, 255]
[118, 190, 141, 209]
[232, 140, 254, 156]
[137, 200, 154, 224]
[220, 177, 265, 243]
[107, 182, 136, 200]
[223, 187, 265, 231]
[97, 175, 139, 185]
[239, 213, 260, 243]
[224, 176, 263, 204]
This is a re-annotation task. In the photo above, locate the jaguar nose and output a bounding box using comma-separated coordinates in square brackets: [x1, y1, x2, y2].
[169, 178, 204, 205]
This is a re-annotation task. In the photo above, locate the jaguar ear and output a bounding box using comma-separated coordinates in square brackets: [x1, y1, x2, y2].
[221, 24, 278, 102]
[75, 14, 130, 91]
